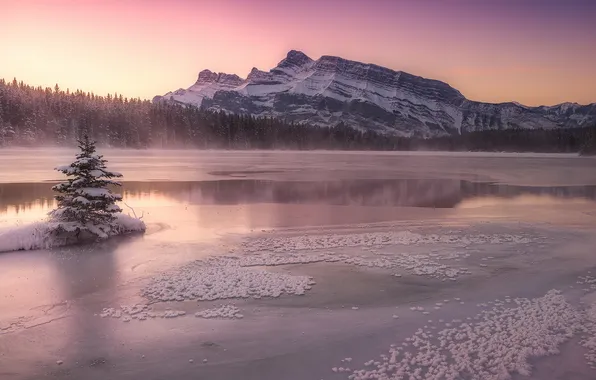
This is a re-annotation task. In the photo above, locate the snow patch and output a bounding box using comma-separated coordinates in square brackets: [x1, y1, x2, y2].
[242, 231, 531, 253]
[113, 213, 146, 234]
[581, 302, 596, 368]
[194, 305, 244, 319]
[0, 213, 145, 253]
[578, 275, 596, 293]
[99, 304, 186, 321]
[142, 258, 316, 302]
[0, 222, 54, 253]
[137, 231, 530, 303]
[225, 248, 470, 281]
[341, 290, 581, 380]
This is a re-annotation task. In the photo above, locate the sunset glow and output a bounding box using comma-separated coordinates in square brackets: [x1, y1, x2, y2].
[2, 0, 595, 105]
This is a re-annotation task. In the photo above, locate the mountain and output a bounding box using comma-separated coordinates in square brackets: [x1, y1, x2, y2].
[154, 50, 596, 137]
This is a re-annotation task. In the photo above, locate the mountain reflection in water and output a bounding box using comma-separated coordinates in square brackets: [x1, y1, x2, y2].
[1, 179, 595, 218]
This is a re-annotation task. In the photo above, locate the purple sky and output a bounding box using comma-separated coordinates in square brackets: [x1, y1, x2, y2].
[2, 0, 595, 105]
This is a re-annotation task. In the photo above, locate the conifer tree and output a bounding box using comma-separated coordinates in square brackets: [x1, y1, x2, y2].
[49, 135, 123, 238]
[580, 125, 596, 156]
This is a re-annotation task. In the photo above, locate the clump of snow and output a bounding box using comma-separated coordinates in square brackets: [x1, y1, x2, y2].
[141, 234, 500, 304]
[578, 275, 596, 293]
[0, 222, 54, 253]
[225, 251, 337, 267]
[74, 187, 113, 198]
[581, 302, 596, 368]
[99, 304, 186, 321]
[231, 231, 533, 281]
[194, 305, 244, 319]
[220, 248, 470, 281]
[343, 253, 472, 280]
[577, 274, 596, 368]
[341, 290, 581, 380]
[332, 367, 352, 373]
[242, 231, 532, 253]
[142, 258, 316, 302]
[349, 253, 470, 280]
[113, 213, 146, 234]
[0, 213, 145, 253]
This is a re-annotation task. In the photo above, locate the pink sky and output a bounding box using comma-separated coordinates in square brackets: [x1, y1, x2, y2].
[2, 0, 595, 106]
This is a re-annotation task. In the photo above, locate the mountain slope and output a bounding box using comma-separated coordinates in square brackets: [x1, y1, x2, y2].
[154, 50, 596, 137]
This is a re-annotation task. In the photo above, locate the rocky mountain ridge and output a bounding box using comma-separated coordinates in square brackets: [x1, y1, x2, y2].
[154, 50, 596, 136]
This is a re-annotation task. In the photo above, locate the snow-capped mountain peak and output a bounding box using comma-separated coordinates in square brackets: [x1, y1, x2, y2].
[278, 50, 314, 69]
[246, 67, 269, 81]
[154, 50, 595, 136]
[195, 70, 243, 86]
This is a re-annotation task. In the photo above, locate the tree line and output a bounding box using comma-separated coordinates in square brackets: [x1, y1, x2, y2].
[1, 78, 594, 153]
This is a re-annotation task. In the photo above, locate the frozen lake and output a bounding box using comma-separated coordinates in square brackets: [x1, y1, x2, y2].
[1, 149, 596, 380]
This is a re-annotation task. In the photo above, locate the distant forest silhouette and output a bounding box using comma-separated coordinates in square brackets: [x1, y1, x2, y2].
[1, 78, 595, 154]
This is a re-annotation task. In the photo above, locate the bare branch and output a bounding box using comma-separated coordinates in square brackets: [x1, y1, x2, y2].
[122, 201, 143, 220]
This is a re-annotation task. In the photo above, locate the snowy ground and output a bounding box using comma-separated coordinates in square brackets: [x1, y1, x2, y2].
[1, 150, 596, 380]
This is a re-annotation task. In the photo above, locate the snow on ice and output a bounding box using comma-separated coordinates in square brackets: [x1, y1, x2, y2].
[99, 304, 186, 321]
[223, 248, 470, 280]
[138, 231, 535, 306]
[578, 275, 596, 293]
[142, 259, 316, 302]
[338, 290, 582, 380]
[241, 231, 532, 253]
[581, 302, 596, 368]
[195, 305, 244, 319]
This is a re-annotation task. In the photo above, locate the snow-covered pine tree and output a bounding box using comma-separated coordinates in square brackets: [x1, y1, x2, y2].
[49, 134, 123, 239]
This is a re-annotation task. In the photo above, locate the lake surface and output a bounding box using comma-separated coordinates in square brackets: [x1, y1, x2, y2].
[1, 149, 596, 380]
[3, 178, 596, 217]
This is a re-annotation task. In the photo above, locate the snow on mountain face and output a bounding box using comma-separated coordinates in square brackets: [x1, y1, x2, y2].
[154, 51, 596, 136]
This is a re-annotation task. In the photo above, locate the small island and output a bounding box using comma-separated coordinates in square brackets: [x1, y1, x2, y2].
[0, 135, 145, 252]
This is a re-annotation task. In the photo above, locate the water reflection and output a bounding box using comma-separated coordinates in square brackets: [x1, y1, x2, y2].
[1, 179, 595, 220]
[0, 236, 140, 378]
[49, 241, 121, 368]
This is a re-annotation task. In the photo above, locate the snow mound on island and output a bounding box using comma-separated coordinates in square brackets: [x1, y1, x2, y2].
[0, 222, 53, 253]
[113, 213, 146, 234]
[0, 214, 146, 253]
